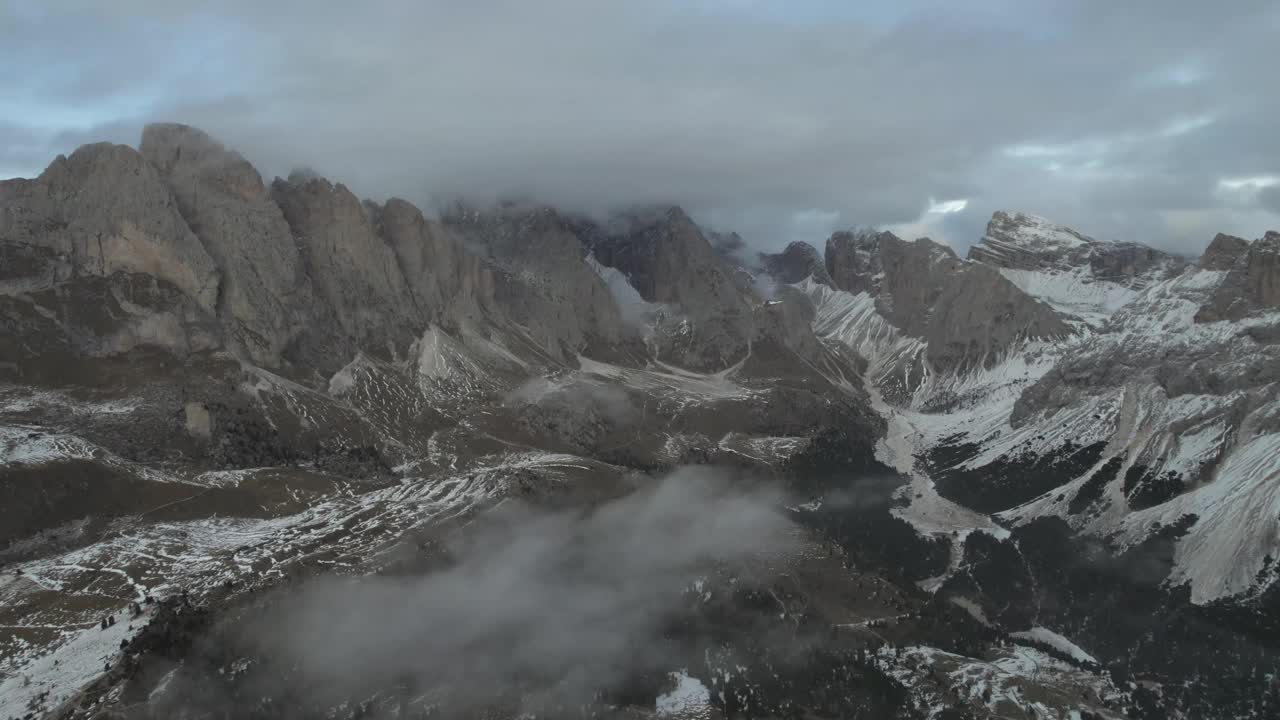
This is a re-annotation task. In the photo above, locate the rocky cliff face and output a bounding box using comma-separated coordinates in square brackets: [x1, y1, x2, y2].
[140, 123, 311, 365]
[0, 142, 220, 311]
[969, 210, 1098, 270]
[588, 207, 757, 372]
[968, 210, 1187, 327]
[824, 229, 1071, 372]
[759, 241, 832, 287]
[2, 124, 648, 380]
[1196, 230, 1280, 322]
[270, 175, 424, 369]
[378, 197, 496, 323]
[442, 205, 638, 362]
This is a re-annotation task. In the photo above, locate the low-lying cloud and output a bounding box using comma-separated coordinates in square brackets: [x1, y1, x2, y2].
[239, 467, 794, 709]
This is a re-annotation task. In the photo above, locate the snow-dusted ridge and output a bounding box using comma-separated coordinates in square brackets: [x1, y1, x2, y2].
[806, 216, 1280, 604]
[971, 210, 1189, 328]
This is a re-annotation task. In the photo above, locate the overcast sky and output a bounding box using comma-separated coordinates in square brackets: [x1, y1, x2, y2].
[3, 0, 1278, 253]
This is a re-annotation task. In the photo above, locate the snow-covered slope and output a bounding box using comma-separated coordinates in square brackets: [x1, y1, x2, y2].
[999, 265, 1280, 602]
[807, 214, 1280, 605]
[997, 266, 1143, 327]
[969, 211, 1187, 327]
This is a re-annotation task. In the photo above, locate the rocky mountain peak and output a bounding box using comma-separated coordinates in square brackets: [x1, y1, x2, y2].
[439, 203, 634, 359]
[141, 123, 314, 365]
[377, 197, 491, 319]
[1199, 233, 1251, 270]
[141, 123, 268, 202]
[1247, 232, 1280, 307]
[1195, 230, 1280, 323]
[269, 172, 422, 365]
[759, 240, 832, 286]
[708, 229, 746, 255]
[970, 210, 1093, 268]
[971, 210, 1184, 282]
[825, 230, 961, 296]
[588, 205, 756, 371]
[447, 203, 588, 274]
[823, 227, 1069, 371]
[0, 140, 220, 313]
[966, 210, 1187, 327]
[825, 229, 894, 295]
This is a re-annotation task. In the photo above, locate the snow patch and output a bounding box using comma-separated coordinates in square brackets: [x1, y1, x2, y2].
[1011, 627, 1099, 665]
[0, 604, 147, 719]
[999, 266, 1138, 327]
[655, 671, 712, 718]
[0, 426, 100, 465]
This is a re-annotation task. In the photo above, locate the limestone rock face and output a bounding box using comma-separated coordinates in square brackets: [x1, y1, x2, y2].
[1248, 232, 1280, 309]
[0, 142, 220, 312]
[859, 235, 959, 336]
[378, 198, 496, 321]
[1196, 231, 1280, 322]
[750, 287, 823, 364]
[443, 205, 633, 360]
[1086, 241, 1182, 284]
[825, 230, 1071, 371]
[760, 241, 832, 287]
[824, 229, 886, 295]
[925, 262, 1073, 370]
[971, 210, 1186, 287]
[969, 210, 1096, 271]
[140, 123, 311, 364]
[590, 207, 756, 372]
[271, 175, 422, 364]
[966, 211, 1187, 327]
[1199, 233, 1250, 271]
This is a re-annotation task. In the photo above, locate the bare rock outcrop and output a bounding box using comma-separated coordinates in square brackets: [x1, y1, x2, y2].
[823, 229, 886, 295]
[270, 175, 422, 366]
[1198, 233, 1250, 271]
[971, 210, 1185, 290]
[743, 287, 832, 380]
[826, 230, 1072, 371]
[378, 198, 496, 322]
[1196, 231, 1280, 323]
[140, 123, 312, 365]
[443, 205, 634, 361]
[0, 142, 219, 311]
[1252, 231, 1280, 308]
[962, 211, 1187, 328]
[969, 210, 1096, 271]
[759, 241, 833, 287]
[589, 207, 756, 372]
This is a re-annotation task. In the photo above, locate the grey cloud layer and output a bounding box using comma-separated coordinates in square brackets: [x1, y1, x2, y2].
[232, 468, 793, 709]
[2, 0, 1278, 252]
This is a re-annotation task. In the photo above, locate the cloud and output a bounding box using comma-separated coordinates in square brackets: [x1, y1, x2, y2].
[1261, 186, 1280, 216]
[226, 467, 794, 711]
[1218, 175, 1280, 192]
[2, 0, 1279, 252]
[506, 375, 640, 432]
[884, 198, 971, 246]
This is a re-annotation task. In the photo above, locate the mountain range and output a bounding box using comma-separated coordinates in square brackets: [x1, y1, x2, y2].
[1, 124, 1278, 719]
